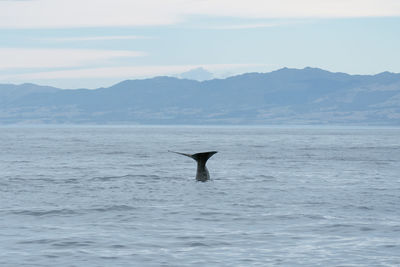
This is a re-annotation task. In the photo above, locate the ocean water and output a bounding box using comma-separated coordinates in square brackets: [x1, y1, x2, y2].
[1, 126, 399, 266]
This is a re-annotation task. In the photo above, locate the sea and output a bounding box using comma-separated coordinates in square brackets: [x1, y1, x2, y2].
[1, 125, 399, 266]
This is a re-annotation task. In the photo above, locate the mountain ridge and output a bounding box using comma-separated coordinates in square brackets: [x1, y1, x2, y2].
[1, 67, 399, 125]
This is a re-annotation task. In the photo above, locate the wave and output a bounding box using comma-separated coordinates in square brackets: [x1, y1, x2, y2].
[19, 238, 95, 248]
[11, 208, 79, 217]
[8, 204, 139, 217]
[90, 174, 134, 181]
[104, 151, 129, 155]
[86, 204, 137, 212]
[91, 174, 162, 181]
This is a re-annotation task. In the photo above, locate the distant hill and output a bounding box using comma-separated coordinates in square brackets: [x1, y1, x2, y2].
[1, 67, 400, 125]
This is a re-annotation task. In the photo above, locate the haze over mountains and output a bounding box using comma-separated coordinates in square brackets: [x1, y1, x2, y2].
[1, 67, 399, 125]
[177, 67, 214, 81]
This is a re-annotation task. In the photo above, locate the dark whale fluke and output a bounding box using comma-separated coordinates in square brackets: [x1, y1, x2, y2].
[169, 151, 217, 182]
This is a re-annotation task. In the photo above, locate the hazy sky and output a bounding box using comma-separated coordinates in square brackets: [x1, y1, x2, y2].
[1, 0, 400, 88]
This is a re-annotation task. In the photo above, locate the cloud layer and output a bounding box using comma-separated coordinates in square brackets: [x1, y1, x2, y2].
[2, 63, 264, 81]
[0, 48, 146, 69]
[1, 0, 400, 28]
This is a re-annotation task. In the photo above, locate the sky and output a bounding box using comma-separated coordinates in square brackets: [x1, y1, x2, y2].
[1, 0, 400, 88]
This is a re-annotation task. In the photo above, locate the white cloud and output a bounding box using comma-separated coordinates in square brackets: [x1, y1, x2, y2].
[41, 35, 151, 42]
[185, 0, 400, 18]
[1, 0, 400, 28]
[208, 21, 301, 30]
[0, 0, 183, 28]
[0, 48, 146, 69]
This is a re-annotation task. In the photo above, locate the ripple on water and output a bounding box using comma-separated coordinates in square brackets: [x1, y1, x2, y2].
[104, 151, 128, 155]
[51, 240, 94, 248]
[87, 204, 137, 212]
[110, 244, 127, 249]
[90, 174, 134, 181]
[18, 238, 95, 248]
[176, 235, 206, 240]
[91, 174, 162, 181]
[11, 208, 80, 217]
[18, 238, 55, 245]
[359, 226, 375, 232]
[185, 242, 209, 247]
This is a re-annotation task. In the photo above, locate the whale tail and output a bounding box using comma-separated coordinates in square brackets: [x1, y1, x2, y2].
[169, 151, 217, 164]
[169, 151, 218, 181]
[191, 151, 218, 164]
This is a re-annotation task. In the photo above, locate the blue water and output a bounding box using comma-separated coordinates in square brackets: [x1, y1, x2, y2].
[1, 126, 399, 266]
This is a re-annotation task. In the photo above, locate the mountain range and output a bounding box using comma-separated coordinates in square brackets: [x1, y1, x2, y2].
[1, 67, 399, 125]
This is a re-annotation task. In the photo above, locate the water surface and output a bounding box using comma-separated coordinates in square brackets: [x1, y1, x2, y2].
[1, 126, 399, 266]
